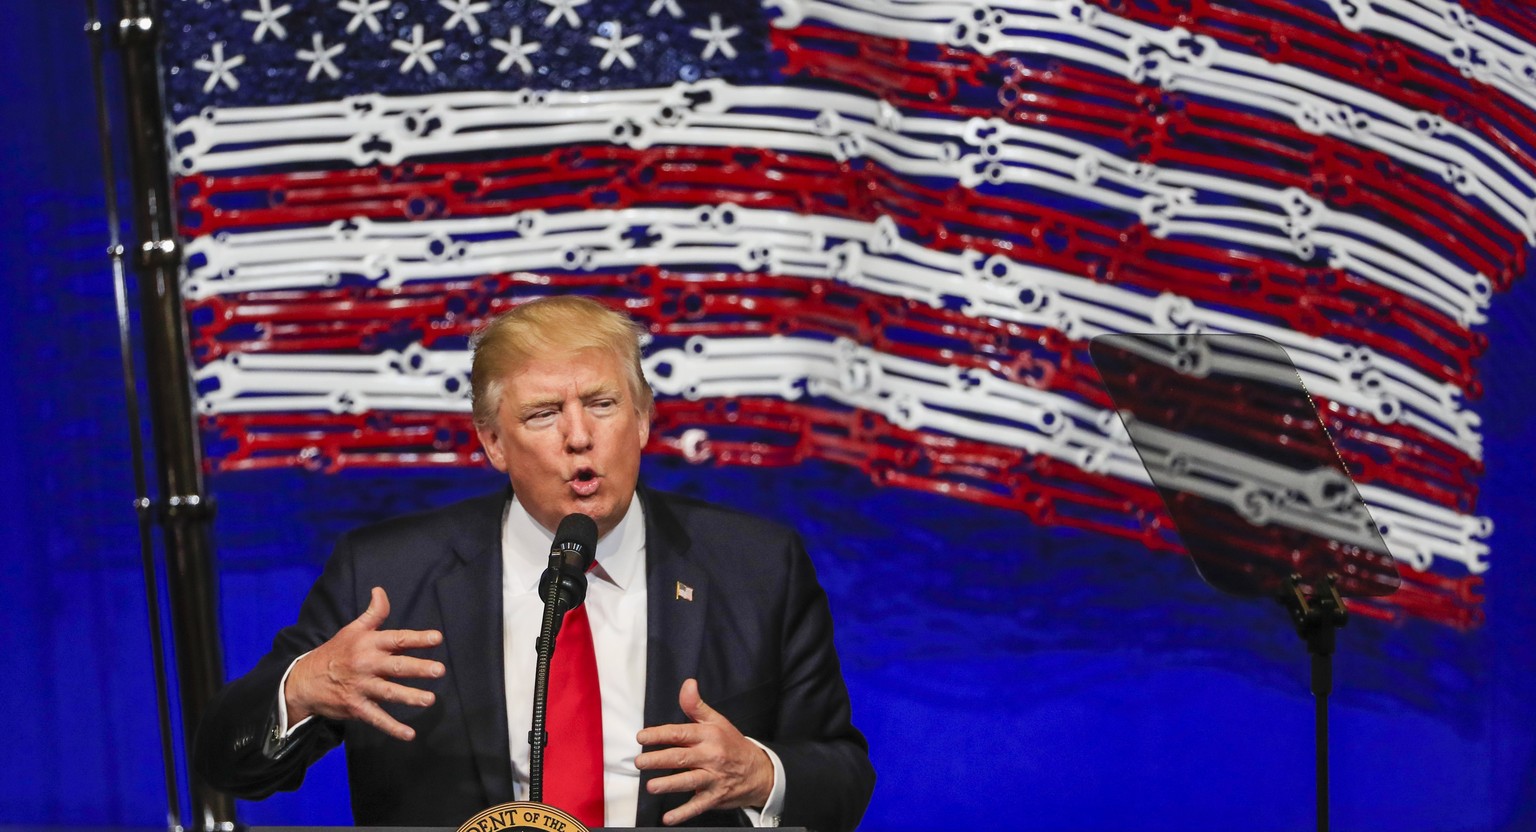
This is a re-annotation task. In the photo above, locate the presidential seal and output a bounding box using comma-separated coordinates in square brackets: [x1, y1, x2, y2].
[457, 801, 589, 832]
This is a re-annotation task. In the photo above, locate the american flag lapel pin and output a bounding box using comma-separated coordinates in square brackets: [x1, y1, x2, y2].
[675, 581, 694, 602]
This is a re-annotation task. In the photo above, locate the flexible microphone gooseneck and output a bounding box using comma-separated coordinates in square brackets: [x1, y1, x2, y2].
[528, 513, 598, 804]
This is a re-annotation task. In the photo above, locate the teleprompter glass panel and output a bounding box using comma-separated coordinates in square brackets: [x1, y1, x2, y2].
[1089, 333, 1400, 600]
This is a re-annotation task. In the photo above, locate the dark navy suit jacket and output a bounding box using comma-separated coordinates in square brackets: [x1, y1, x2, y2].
[194, 486, 874, 832]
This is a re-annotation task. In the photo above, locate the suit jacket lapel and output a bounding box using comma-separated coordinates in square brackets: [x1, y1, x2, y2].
[636, 486, 711, 827]
[435, 490, 515, 808]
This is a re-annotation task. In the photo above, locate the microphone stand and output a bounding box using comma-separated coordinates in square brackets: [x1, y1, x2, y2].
[527, 513, 598, 806]
[528, 562, 568, 804]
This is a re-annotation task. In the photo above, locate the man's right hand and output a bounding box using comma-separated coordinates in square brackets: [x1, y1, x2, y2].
[285, 586, 446, 741]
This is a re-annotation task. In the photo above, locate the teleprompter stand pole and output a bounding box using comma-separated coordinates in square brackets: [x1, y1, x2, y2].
[1281, 573, 1348, 832]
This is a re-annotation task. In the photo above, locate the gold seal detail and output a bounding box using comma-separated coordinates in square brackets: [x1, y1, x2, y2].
[456, 801, 589, 832]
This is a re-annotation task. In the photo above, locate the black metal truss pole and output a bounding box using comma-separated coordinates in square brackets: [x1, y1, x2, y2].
[107, 2, 235, 829]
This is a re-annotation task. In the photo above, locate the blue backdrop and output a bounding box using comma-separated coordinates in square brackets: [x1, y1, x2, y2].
[4, 4, 1536, 832]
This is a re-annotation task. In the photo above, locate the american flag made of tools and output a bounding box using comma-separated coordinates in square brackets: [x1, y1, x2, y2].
[158, 0, 1535, 631]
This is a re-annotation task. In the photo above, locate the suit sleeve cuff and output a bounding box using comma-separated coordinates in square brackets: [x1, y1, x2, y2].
[740, 737, 786, 828]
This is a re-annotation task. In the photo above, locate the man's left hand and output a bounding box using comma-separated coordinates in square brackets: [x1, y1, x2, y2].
[635, 678, 774, 825]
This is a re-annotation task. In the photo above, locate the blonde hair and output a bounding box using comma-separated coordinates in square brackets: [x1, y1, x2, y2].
[470, 295, 654, 428]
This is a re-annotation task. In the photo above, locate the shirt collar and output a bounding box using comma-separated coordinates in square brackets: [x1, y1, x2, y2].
[502, 491, 646, 593]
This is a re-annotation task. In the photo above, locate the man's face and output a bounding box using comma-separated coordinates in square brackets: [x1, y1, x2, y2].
[476, 347, 650, 538]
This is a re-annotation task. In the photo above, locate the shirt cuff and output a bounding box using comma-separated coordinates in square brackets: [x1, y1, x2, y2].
[740, 737, 786, 828]
[275, 652, 315, 738]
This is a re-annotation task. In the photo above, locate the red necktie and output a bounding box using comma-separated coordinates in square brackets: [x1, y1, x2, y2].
[544, 597, 604, 827]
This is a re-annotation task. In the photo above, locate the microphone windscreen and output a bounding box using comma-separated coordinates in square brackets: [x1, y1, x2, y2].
[553, 513, 599, 571]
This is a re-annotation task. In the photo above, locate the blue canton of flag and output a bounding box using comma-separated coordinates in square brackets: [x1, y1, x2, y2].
[161, 0, 773, 118]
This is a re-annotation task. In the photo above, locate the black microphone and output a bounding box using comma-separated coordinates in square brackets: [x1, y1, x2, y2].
[538, 513, 598, 622]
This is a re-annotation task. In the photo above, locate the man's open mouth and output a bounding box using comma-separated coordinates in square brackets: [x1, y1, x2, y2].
[570, 468, 600, 496]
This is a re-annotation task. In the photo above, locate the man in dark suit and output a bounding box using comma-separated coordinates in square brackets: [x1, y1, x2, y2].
[194, 296, 874, 832]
